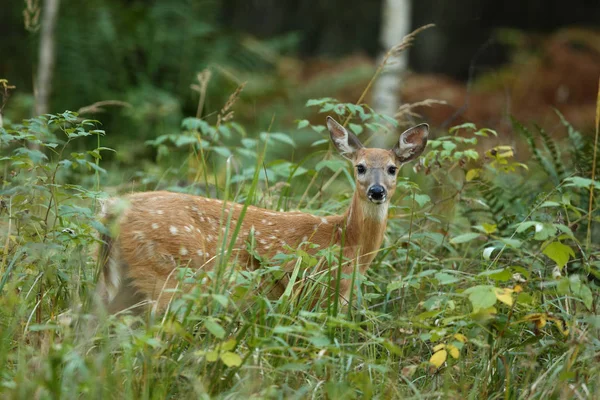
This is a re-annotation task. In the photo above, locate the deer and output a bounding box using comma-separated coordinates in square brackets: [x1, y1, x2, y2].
[96, 117, 428, 313]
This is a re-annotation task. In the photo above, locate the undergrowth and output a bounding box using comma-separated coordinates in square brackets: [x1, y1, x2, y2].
[0, 93, 599, 399]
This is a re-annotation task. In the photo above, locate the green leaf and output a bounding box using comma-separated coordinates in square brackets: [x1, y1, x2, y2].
[450, 232, 481, 244]
[543, 241, 575, 269]
[577, 284, 593, 310]
[305, 98, 336, 107]
[435, 272, 460, 285]
[563, 176, 600, 190]
[211, 146, 231, 158]
[175, 135, 198, 147]
[464, 285, 496, 311]
[204, 318, 225, 339]
[297, 119, 310, 129]
[316, 159, 346, 172]
[220, 351, 243, 367]
[449, 122, 477, 133]
[260, 132, 296, 147]
[413, 194, 430, 207]
[348, 123, 363, 135]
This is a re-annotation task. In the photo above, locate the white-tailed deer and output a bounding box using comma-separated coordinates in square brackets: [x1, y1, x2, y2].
[97, 117, 428, 313]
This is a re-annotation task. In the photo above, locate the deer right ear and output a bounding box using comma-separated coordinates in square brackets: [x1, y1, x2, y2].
[392, 123, 429, 163]
[327, 116, 364, 160]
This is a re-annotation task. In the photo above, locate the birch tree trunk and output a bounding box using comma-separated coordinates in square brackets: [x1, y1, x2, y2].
[372, 0, 411, 132]
[35, 0, 60, 116]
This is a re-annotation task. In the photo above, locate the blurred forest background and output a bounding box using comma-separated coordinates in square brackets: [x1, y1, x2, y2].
[1, 0, 599, 169]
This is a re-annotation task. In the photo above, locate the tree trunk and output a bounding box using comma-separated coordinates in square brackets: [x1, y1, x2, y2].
[35, 0, 60, 116]
[372, 0, 411, 140]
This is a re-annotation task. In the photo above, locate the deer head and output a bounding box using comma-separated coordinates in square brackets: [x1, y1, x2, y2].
[326, 116, 429, 207]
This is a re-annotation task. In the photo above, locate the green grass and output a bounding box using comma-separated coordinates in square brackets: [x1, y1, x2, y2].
[1, 99, 599, 399]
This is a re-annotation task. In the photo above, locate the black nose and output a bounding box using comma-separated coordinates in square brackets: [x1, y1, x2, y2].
[368, 185, 386, 201]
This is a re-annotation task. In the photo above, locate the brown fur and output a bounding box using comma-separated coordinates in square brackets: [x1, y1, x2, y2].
[97, 118, 428, 313]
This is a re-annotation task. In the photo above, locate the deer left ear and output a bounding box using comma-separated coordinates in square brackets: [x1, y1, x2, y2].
[392, 123, 429, 163]
[327, 116, 364, 160]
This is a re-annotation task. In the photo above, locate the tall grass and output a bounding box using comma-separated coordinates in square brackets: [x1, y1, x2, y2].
[1, 64, 599, 400]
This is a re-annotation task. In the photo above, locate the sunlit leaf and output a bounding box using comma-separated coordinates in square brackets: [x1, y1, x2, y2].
[466, 169, 481, 181]
[494, 287, 514, 306]
[430, 349, 447, 368]
[543, 241, 575, 269]
[447, 344, 460, 359]
[453, 333, 467, 343]
[433, 343, 446, 352]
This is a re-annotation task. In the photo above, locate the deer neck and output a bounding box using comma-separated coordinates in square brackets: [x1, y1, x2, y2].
[342, 192, 389, 268]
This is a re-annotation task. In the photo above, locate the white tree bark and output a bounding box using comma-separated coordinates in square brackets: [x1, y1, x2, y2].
[372, 0, 411, 123]
[35, 0, 60, 116]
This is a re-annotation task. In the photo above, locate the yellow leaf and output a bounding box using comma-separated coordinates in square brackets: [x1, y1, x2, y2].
[546, 316, 570, 336]
[447, 344, 460, 359]
[466, 169, 481, 182]
[494, 288, 514, 306]
[453, 333, 468, 343]
[487, 146, 514, 159]
[481, 223, 497, 234]
[513, 284, 523, 293]
[524, 313, 547, 329]
[433, 343, 446, 352]
[205, 350, 219, 362]
[430, 350, 447, 368]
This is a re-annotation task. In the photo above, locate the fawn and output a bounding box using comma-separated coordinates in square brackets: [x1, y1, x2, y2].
[96, 117, 428, 313]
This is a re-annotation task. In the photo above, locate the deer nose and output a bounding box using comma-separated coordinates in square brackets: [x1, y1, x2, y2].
[367, 185, 386, 202]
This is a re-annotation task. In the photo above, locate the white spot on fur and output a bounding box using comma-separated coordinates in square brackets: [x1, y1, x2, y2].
[170, 226, 178, 235]
[179, 247, 188, 256]
[184, 225, 193, 232]
[207, 234, 214, 242]
[363, 202, 389, 221]
[157, 210, 164, 215]
[200, 217, 205, 222]
[259, 239, 267, 245]
[320, 217, 328, 224]
[151, 223, 159, 230]
[261, 219, 268, 224]
[302, 235, 308, 242]
[196, 249, 204, 256]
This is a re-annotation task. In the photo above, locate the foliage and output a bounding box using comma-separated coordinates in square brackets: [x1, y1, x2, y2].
[1, 97, 599, 399]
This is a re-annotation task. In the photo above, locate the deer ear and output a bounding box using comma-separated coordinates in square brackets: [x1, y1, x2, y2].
[392, 123, 429, 163]
[326, 116, 364, 160]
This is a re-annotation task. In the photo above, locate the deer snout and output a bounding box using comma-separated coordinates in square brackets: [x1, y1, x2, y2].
[367, 185, 387, 203]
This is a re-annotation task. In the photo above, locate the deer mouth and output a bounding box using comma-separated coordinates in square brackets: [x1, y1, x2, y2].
[367, 194, 387, 204]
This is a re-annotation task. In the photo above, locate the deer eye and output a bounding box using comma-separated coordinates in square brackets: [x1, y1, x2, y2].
[387, 166, 398, 175]
[356, 164, 366, 174]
